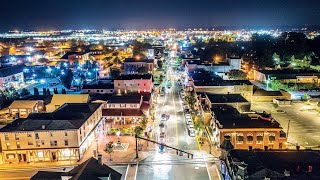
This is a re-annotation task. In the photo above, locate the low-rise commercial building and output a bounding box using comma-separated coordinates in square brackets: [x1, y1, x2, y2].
[254, 69, 320, 85]
[202, 93, 251, 112]
[189, 70, 253, 101]
[210, 107, 287, 150]
[8, 100, 44, 118]
[0, 103, 104, 163]
[60, 52, 90, 64]
[46, 94, 90, 112]
[123, 58, 155, 74]
[114, 74, 153, 93]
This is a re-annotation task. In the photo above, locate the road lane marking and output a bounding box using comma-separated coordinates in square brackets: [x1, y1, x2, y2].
[124, 164, 129, 180]
[134, 162, 139, 180]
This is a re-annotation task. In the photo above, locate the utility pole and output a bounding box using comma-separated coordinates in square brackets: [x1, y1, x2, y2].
[135, 135, 139, 158]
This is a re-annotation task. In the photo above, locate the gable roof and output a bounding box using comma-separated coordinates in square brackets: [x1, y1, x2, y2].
[31, 157, 122, 180]
[66, 158, 122, 180]
[9, 100, 39, 109]
[0, 103, 102, 132]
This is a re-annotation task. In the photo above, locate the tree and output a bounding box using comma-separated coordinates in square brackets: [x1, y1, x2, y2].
[34, 88, 39, 96]
[104, 141, 114, 161]
[0, 91, 7, 108]
[139, 115, 148, 129]
[20, 88, 30, 97]
[62, 88, 67, 94]
[134, 126, 144, 137]
[54, 88, 58, 94]
[157, 60, 163, 68]
[110, 68, 121, 78]
[194, 115, 204, 130]
[137, 66, 148, 74]
[185, 93, 197, 110]
[228, 70, 247, 80]
[60, 69, 74, 89]
[132, 41, 152, 58]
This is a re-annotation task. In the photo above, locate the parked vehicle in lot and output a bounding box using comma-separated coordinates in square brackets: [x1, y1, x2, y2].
[160, 92, 165, 96]
[188, 129, 196, 137]
[50, 82, 59, 86]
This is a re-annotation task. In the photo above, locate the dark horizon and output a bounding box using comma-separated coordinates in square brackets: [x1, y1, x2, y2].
[1, 0, 320, 32]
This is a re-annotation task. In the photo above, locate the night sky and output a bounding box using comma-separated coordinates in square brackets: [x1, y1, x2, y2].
[1, 0, 320, 31]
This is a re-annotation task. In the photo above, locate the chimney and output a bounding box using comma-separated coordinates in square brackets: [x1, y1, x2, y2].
[42, 125, 45, 130]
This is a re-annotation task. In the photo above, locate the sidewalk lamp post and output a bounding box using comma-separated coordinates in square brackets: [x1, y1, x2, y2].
[106, 124, 109, 135]
[96, 139, 99, 154]
[116, 130, 121, 145]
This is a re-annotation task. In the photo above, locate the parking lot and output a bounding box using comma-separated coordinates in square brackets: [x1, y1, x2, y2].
[252, 100, 320, 148]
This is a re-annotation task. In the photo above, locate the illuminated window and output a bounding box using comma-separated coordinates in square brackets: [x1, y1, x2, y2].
[246, 133, 253, 144]
[256, 133, 263, 144]
[269, 133, 276, 144]
[37, 151, 44, 158]
[236, 133, 244, 144]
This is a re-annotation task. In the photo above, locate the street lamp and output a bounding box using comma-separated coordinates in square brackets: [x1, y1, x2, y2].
[116, 130, 121, 145]
[96, 139, 99, 154]
[106, 124, 109, 135]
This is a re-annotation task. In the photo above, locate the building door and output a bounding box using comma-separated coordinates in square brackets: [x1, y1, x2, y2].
[23, 154, 27, 162]
[52, 152, 57, 161]
[18, 154, 22, 162]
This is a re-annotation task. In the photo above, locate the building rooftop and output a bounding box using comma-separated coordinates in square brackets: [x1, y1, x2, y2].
[253, 89, 283, 96]
[60, 52, 87, 59]
[258, 69, 320, 79]
[0, 65, 24, 77]
[124, 58, 154, 63]
[0, 103, 102, 132]
[189, 70, 252, 87]
[116, 74, 152, 80]
[102, 109, 143, 117]
[213, 107, 281, 129]
[49, 94, 90, 105]
[8, 100, 40, 109]
[228, 150, 320, 179]
[206, 94, 249, 104]
[82, 81, 114, 89]
[107, 95, 142, 104]
[31, 157, 122, 180]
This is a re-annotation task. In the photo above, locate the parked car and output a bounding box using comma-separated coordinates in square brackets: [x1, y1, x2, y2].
[186, 119, 193, 125]
[188, 129, 196, 137]
[188, 124, 194, 129]
[185, 114, 191, 119]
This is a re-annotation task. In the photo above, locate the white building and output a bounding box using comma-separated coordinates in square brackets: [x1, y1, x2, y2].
[0, 103, 104, 163]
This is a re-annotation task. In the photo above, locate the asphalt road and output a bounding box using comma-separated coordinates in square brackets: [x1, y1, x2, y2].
[136, 64, 210, 180]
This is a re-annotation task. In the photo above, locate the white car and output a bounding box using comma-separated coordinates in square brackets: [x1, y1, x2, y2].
[186, 119, 193, 125]
[188, 124, 194, 129]
[180, 91, 185, 95]
[185, 114, 191, 119]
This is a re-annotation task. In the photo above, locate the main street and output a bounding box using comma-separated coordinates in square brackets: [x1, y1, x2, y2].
[135, 60, 213, 180]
